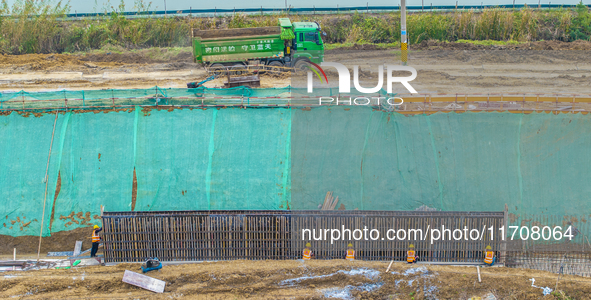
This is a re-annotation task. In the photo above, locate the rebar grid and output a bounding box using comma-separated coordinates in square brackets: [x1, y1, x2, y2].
[102, 210, 505, 263]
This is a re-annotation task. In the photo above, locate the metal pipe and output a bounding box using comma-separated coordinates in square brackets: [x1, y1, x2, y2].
[401, 0, 408, 66]
[36, 111, 59, 262]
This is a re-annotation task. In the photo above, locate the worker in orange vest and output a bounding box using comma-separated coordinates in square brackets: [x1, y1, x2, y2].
[302, 242, 314, 260]
[407, 244, 418, 264]
[345, 243, 355, 260]
[91, 225, 102, 257]
[484, 245, 496, 266]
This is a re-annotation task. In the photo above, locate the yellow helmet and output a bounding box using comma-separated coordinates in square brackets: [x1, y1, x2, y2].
[93, 225, 99, 229]
[305, 242, 311, 247]
[409, 244, 414, 248]
[486, 245, 491, 250]
[347, 243, 353, 247]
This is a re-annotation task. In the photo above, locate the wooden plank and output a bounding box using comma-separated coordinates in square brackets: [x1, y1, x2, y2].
[48, 251, 74, 257]
[122, 270, 165, 293]
[73, 241, 83, 257]
[0, 261, 26, 267]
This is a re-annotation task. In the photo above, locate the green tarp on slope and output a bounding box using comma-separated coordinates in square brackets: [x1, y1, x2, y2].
[0, 107, 291, 236]
[290, 108, 591, 215]
[1, 106, 590, 237]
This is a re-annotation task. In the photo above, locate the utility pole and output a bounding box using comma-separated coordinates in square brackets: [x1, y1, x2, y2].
[401, 0, 407, 66]
[164, 0, 167, 16]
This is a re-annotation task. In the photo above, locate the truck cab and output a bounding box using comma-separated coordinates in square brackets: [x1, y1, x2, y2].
[290, 22, 324, 66]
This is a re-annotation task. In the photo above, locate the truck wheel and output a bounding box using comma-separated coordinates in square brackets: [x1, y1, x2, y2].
[293, 59, 311, 75]
[231, 64, 247, 76]
[267, 61, 284, 76]
[210, 64, 226, 77]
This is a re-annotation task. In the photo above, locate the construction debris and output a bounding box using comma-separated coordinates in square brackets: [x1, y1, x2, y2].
[73, 241, 82, 256]
[415, 204, 438, 211]
[141, 258, 163, 273]
[320, 191, 339, 210]
[122, 270, 166, 293]
[530, 278, 553, 296]
[47, 251, 74, 257]
[47, 239, 86, 257]
[385, 260, 394, 273]
[69, 256, 103, 267]
[0, 261, 26, 267]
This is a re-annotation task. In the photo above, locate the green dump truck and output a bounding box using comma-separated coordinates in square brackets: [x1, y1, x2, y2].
[192, 18, 324, 74]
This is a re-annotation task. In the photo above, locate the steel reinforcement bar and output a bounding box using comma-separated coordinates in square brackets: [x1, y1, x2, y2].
[101, 210, 506, 263]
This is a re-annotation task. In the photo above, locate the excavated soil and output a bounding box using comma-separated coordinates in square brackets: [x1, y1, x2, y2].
[0, 40, 587, 94]
[0, 227, 95, 257]
[0, 53, 123, 72]
[80, 51, 193, 65]
[0, 41, 590, 94]
[1, 260, 590, 299]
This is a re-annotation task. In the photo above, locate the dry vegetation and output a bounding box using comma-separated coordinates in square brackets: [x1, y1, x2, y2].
[0, 0, 590, 54]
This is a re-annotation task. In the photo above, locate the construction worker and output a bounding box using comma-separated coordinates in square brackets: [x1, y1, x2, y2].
[407, 244, 418, 264]
[302, 242, 314, 260]
[484, 245, 496, 266]
[91, 225, 102, 258]
[345, 243, 355, 260]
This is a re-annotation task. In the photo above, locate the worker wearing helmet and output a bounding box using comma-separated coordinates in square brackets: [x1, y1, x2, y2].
[484, 245, 496, 266]
[90, 224, 102, 258]
[302, 242, 314, 260]
[345, 243, 355, 260]
[407, 244, 418, 263]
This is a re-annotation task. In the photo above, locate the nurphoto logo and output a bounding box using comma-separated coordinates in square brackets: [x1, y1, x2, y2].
[306, 62, 419, 106]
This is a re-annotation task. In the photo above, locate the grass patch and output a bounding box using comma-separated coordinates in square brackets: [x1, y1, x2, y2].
[455, 39, 525, 46]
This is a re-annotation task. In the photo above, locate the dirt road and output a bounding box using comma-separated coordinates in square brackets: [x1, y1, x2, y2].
[1, 41, 590, 94]
[1, 260, 590, 299]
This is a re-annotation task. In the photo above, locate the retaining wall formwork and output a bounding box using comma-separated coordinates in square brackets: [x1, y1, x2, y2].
[101, 210, 506, 263]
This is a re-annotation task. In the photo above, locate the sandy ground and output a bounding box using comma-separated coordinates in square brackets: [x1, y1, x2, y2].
[0, 41, 590, 95]
[1, 259, 591, 299]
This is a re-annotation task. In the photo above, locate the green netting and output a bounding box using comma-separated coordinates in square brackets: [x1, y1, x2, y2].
[133, 107, 291, 211]
[280, 28, 296, 40]
[48, 111, 135, 233]
[0, 86, 399, 113]
[2, 105, 590, 237]
[0, 106, 291, 237]
[0, 113, 64, 236]
[0, 86, 393, 106]
[290, 107, 591, 215]
[0, 86, 290, 102]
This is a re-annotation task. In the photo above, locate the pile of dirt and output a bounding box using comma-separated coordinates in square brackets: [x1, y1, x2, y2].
[331, 44, 381, 51]
[0, 227, 95, 256]
[413, 39, 591, 51]
[0, 54, 86, 70]
[527, 40, 591, 50]
[1, 260, 589, 299]
[0, 53, 125, 72]
[0, 49, 194, 73]
[79, 50, 193, 64]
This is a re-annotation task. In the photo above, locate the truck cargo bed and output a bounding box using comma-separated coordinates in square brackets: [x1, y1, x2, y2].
[192, 27, 281, 40]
